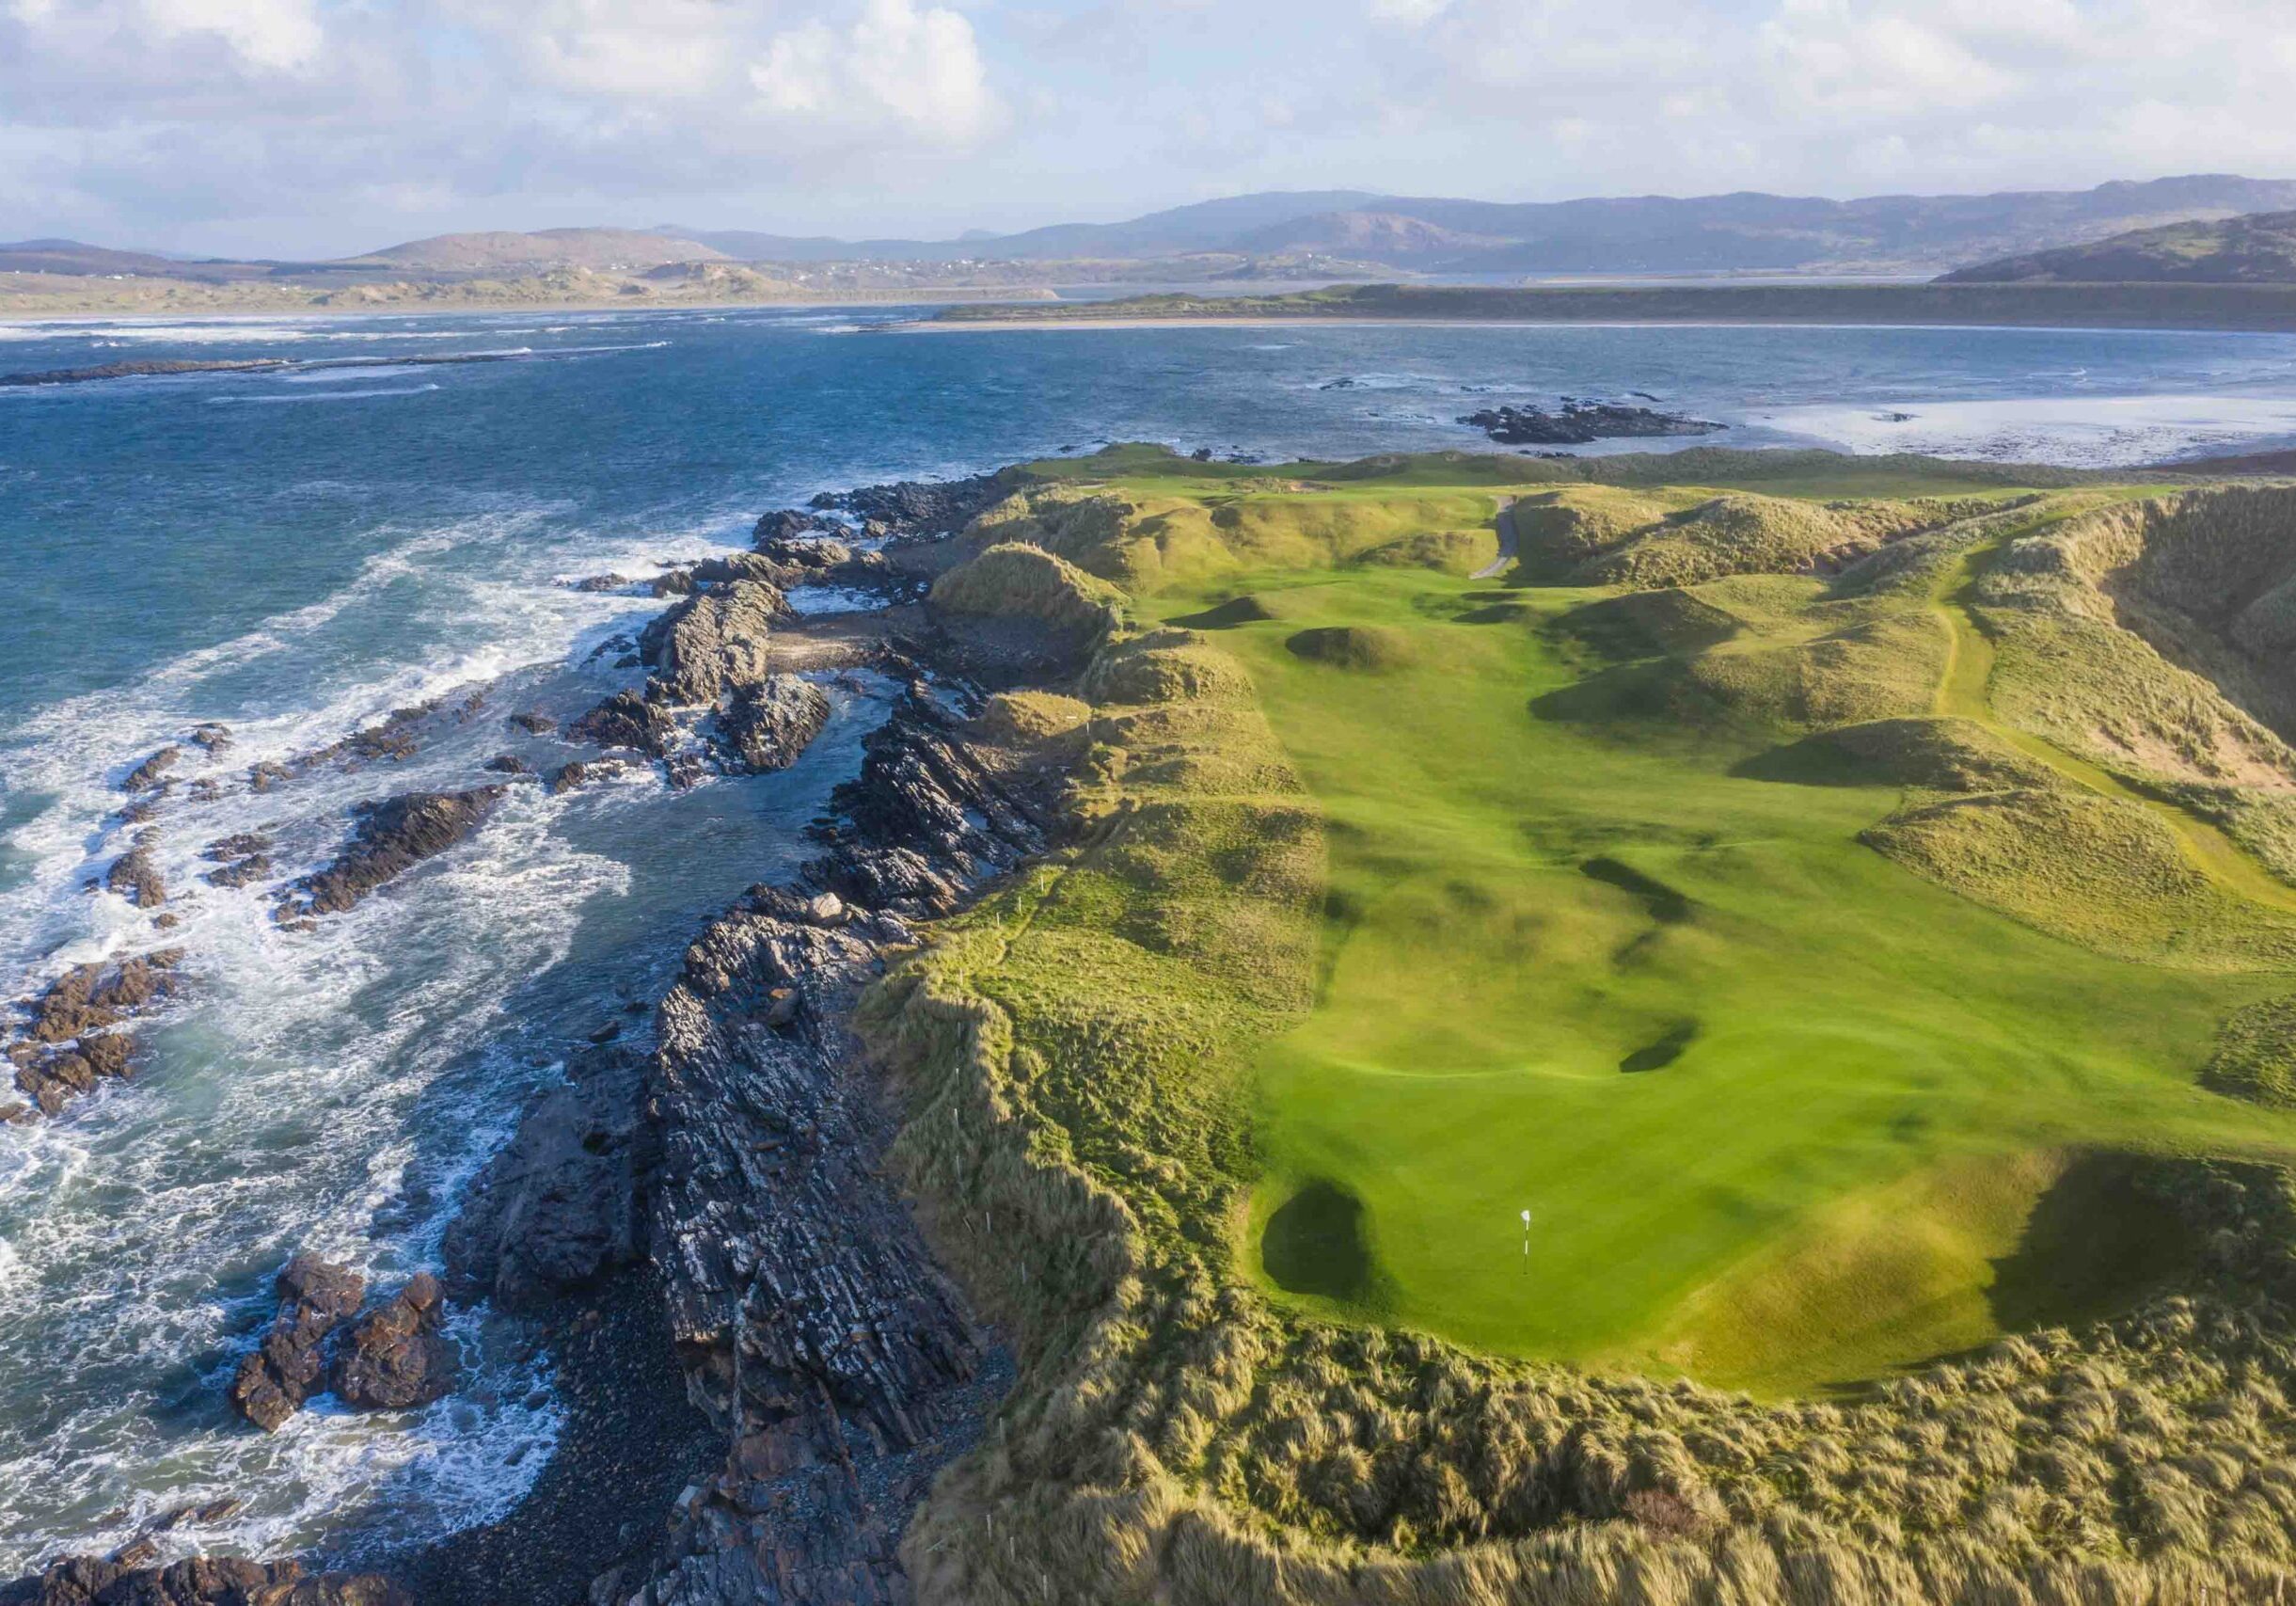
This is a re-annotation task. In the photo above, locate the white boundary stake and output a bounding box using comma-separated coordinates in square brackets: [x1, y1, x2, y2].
[1521, 1207, 1532, 1272]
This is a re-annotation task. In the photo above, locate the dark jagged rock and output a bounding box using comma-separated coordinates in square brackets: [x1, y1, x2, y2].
[204, 851, 273, 890]
[649, 570, 696, 598]
[122, 747, 180, 793]
[715, 677, 831, 773]
[569, 573, 631, 593]
[1460, 400, 1726, 445]
[684, 552, 785, 589]
[546, 758, 623, 794]
[508, 710, 557, 736]
[616, 679, 1066, 1603]
[444, 1042, 643, 1312]
[228, 1254, 367, 1432]
[805, 471, 1008, 537]
[567, 690, 677, 758]
[637, 580, 787, 707]
[0, 1553, 411, 1605]
[753, 533, 855, 573]
[750, 507, 845, 548]
[804, 685, 1048, 916]
[188, 723, 232, 753]
[280, 787, 506, 919]
[10, 1032, 132, 1116]
[483, 753, 531, 775]
[9, 951, 184, 1115]
[261, 690, 490, 787]
[104, 832, 166, 909]
[332, 1272, 454, 1411]
[644, 893, 984, 1577]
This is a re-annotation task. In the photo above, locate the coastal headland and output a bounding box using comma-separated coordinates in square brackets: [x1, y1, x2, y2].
[18, 441, 2296, 1604]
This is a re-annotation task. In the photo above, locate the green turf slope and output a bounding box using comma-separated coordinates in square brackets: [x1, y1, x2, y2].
[1180, 557, 2295, 1391]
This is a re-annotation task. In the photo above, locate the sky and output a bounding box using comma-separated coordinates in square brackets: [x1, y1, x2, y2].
[6, 0, 2296, 260]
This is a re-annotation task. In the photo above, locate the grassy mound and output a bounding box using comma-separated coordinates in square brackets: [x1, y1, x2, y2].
[1865, 786, 2296, 968]
[1347, 525, 1496, 575]
[1749, 716, 2064, 791]
[1169, 588, 1325, 629]
[930, 541, 1127, 636]
[1283, 624, 1416, 672]
[972, 689, 1092, 746]
[1514, 487, 2010, 589]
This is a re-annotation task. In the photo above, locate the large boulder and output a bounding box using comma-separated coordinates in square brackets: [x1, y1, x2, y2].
[442, 1044, 642, 1311]
[566, 690, 677, 757]
[332, 1272, 454, 1411]
[104, 831, 167, 910]
[638, 580, 787, 706]
[717, 677, 831, 773]
[120, 746, 180, 793]
[228, 1255, 367, 1432]
[751, 507, 845, 548]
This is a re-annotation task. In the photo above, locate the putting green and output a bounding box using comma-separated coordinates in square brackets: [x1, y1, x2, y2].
[1147, 558, 2296, 1394]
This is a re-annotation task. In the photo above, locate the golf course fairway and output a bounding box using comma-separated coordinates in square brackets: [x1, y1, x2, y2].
[958, 454, 2296, 1396]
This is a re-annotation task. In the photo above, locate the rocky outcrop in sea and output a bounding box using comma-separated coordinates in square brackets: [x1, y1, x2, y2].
[1460, 398, 1726, 444]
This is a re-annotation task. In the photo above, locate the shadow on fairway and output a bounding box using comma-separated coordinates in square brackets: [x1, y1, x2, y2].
[1262, 1178, 1383, 1306]
[1986, 1152, 2203, 1334]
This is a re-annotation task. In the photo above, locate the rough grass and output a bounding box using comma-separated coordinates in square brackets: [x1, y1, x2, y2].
[1973, 492, 2296, 792]
[1865, 786, 2296, 969]
[861, 451, 2296, 1604]
[2205, 995, 2296, 1105]
[930, 541, 1129, 636]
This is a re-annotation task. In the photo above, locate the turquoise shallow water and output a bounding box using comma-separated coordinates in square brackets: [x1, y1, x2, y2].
[0, 304, 2293, 1572]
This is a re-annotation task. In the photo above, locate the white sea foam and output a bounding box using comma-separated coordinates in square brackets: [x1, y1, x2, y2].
[75, 324, 324, 343]
[1757, 390, 2296, 467]
[209, 385, 441, 405]
[0, 766, 625, 1572]
[0, 476, 771, 1572]
[786, 584, 888, 616]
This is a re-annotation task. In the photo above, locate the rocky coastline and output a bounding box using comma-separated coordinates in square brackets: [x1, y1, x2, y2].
[5, 465, 1064, 1603]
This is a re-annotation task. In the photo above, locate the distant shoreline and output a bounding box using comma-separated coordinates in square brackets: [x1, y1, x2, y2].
[916, 282, 2296, 333]
[0, 283, 1057, 323]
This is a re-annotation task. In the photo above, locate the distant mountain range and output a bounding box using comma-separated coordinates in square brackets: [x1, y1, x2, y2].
[1942, 209, 2296, 283]
[12, 176, 2296, 286]
[660, 174, 2296, 273]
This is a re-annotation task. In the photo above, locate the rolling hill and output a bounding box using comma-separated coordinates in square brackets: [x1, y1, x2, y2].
[327, 227, 732, 275]
[1941, 207, 2296, 282]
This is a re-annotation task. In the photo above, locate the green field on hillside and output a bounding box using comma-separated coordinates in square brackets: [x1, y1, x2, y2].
[995, 450, 2296, 1395]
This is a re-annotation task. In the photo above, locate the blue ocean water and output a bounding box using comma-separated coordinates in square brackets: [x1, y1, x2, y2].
[2, 303, 2295, 1573]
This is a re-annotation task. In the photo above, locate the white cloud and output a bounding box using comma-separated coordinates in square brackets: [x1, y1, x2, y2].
[6, 0, 2296, 255]
[142, 0, 324, 70]
[752, 0, 999, 143]
[1366, 0, 1449, 24]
